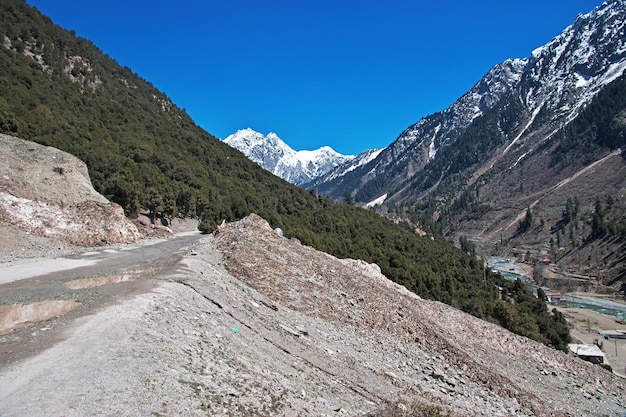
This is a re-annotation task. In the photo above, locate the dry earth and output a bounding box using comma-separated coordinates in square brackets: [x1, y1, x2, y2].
[0, 133, 141, 250]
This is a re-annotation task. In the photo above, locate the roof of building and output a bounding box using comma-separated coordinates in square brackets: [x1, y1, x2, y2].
[568, 344, 605, 358]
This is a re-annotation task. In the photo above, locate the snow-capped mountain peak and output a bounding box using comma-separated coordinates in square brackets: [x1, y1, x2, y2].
[310, 0, 626, 208]
[224, 128, 291, 166]
[223, 128, 355, 186]
[522, 0, 626, 118]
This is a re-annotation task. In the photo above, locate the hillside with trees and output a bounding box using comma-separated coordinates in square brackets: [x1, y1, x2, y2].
[0, 0, 570, 349]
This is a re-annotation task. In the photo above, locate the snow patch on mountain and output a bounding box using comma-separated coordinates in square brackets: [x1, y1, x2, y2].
[524, 0, 626, 120]
[224, 128, 354, 186]
[365, 193, 387, 208]
[326, 148, 383, 180]
[382, 57, 527, 165]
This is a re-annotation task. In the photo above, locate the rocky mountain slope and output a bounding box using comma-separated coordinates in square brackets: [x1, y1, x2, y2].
[312, 57, 528, 202]
[2, 213, 624, 416]
[312, 0, 626, 291]
[0, 133, 141, 252]
[227, 0, 626, 203]
[304, 147, 384, 196]
[318, 0, 626, 206]
[224, 128, 354, 186]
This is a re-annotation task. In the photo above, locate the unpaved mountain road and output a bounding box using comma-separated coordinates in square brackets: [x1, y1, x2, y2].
[0, 233, 204, 364]
[0, 232, 204, 284]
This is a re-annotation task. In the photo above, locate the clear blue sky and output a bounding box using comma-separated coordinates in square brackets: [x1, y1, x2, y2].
[27, 1, 602, 155]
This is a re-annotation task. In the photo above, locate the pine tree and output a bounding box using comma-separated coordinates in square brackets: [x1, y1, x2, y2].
[591, 198, 607, 238]
[518, 207, 533, 233]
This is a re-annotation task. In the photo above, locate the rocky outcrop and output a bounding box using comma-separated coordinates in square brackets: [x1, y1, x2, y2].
[0, 134, 140, 246]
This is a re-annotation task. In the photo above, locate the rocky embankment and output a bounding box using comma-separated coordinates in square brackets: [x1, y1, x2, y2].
[210, 215, 626, 416]
[0, 134, 141, 256]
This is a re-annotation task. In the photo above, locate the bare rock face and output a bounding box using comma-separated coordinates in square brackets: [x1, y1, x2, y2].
[0, 133, 107, 205]
[0, 134, 140, 247]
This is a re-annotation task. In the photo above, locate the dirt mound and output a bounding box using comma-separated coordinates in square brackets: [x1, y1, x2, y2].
[211, 214, 626, 416]
[0, 134, 140, 247]
[0, 133, 107, 205]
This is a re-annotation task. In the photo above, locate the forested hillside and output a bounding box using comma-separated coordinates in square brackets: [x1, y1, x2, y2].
[0, 0, 570, 349]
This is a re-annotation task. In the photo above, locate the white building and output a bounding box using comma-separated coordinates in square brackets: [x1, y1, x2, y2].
[568, 344, 605, 365]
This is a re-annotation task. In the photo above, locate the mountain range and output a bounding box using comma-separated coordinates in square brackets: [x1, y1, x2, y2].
[232, 1, 626, 213]
[312, 1, 626, 204]
[223, 128, 354, 186]
[241, 0, 626, 291]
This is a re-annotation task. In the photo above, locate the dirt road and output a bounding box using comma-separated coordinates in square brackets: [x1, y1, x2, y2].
[0, 233, 204, 364]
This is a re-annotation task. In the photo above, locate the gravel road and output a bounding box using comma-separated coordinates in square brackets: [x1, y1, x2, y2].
[0, 233, 204, 364]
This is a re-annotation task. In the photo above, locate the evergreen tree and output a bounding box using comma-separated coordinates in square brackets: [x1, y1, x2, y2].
[518, 207, 533, 234]
[563, 197, 574, 223]
[591, 198, 607, 238]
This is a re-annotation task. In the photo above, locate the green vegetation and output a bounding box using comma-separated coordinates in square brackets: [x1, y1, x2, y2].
[517, 207, 533, 234]
[493, 286, 570, 350]
[552, 194, 626, 246]
[591, 197, 608, 239]
[0, 0, 571, 350]
[562, 196, 580, 225]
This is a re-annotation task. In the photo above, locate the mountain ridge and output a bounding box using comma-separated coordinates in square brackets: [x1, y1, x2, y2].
[224, 128, 354, 186]
[316, 0, 626, 203]
[311, 0, 626, 293]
